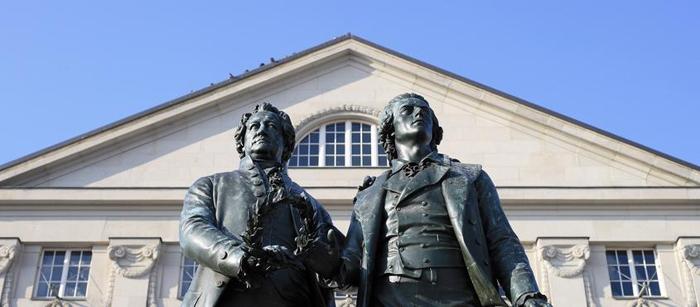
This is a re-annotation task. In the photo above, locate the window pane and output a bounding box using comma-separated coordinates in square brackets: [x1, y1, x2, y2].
[337, 145, 344, 154]
[611, 282, 622, 296]
[363, 156, 371, 166]
[633, 251, 643, 264]
[76, 282, 87, 297]
[70, 253, 81, 265]
[621, 282, 634, 296]
[644, 251, 655, 264]
[635, 266, 647, 280]
[78, 267, 90, 281]
[607, 267, 619, 281]
[606, 251, 617, 264]
[619, 266, 631, 280]
[65, 282, 77, 297]
[300, 145, 308, 154]
[310, 157, 318, 166]
[617, 252, 628, 264]
[327, 134, 335, 142]
[51, 267, 63, 281]
[310, 132, 319, 143]
[325, 157, 333, 166]
[54, 251, 65, 265]
[36, 283, 48, 297]
[352, 157, 360, 165]
[299, 157, 308, 166]
[352, 122, 360, 130]
[310, 145, 318, 155]
[352, 145, 360, 154]
[336, 157, 345, 166]
[352, 134, 360, 142]
[362, 133, 370, 143]
[649, 282, 661, 296]
[67, 267, 78, 281]
[362, 145, 371, 154]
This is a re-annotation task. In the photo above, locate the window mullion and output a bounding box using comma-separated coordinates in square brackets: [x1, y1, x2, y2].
[627, 250, 639, 296]
[344, 121, 351, 166]
[370, 125, 378, 166]
[319, 126, 326, 167]
[59, 250, 70, 297]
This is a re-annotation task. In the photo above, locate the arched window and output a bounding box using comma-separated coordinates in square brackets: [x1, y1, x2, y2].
[289, 120, 389, 167]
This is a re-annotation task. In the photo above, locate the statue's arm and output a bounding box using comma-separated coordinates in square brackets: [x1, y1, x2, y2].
[475, 170, 544, 306]
[180, 176, 246, 278]
[334, 211, 363, 290]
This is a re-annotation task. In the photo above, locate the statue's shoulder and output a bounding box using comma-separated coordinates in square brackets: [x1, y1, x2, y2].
[353, 170, 390, 205]
[441, 154, 482, 181]
[190, 171, 242, 188]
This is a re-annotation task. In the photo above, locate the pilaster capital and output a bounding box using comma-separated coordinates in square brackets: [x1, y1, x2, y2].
[537, 238, 590, 278]
[107, 238, 161, 278]
[0, 239, 19, 274]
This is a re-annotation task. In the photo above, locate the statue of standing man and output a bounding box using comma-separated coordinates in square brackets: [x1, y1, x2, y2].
[330, 93, 551, 307]
[180, 103, 340, 307]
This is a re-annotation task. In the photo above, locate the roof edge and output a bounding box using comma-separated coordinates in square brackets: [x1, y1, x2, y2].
[1, 32, 698, 180]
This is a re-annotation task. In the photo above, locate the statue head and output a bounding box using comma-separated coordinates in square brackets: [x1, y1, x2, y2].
[378, 93, 443, 162]
[234, 103, 296, 164]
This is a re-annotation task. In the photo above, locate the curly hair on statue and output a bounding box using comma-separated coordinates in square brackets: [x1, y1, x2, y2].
[377, 93, 443, 163]
[233, 102, 296, 162]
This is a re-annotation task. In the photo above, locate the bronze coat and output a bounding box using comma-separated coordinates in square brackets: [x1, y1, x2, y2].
[338, 154, 540, 307]
[179, 156, 335, 307]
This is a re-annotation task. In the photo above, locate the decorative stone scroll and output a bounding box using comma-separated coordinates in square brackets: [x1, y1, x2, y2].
[0, 244, 17, 275]
[682, 244, 700, 276]
[0, 239, 20, 307]
[108, 243, 160, 278]
[540, 244, 590, 278]
[627, 297, 657, 307]
[676, 240, 700, 307]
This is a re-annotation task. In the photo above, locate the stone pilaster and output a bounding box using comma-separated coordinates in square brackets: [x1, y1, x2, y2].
[105, 238, 161, 307]
[537, 238, 590, 307]
[0, 239, 20, 307]
[676, 237, 700, 307]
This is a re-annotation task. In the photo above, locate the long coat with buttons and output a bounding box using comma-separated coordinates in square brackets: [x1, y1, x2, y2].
[179, 156, 336, 307]
[337, 154, 541, 307]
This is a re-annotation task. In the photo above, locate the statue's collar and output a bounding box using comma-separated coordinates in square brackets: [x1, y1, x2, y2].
[238, 155, 285, 174]
[390, 150, 441, 174]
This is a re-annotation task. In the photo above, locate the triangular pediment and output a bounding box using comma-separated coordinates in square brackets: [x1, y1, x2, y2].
[1, 34, 698, 188]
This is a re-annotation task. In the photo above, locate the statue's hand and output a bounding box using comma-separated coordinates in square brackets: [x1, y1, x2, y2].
[523, 298, 552, 307]
[303, 229, 341, 277]
[261, 245, 304, 271]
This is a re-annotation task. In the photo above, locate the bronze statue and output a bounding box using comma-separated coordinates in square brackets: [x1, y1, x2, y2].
[328, 93, 551, 307]
[179, 103, 340, 307]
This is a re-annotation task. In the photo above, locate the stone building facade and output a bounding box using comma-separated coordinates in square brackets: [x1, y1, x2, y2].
[0, 35, 699, 307]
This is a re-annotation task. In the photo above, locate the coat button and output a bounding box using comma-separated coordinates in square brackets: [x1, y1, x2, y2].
[396, 207, 401, 211]
[393, 195, 399, 199]
[422, 213, 428, 217]
[254, 190, 264, 197]
[252, 178, 262, 185]
[216, 280, 226, 288]
[421, 243, 428, 248]
[420, 201, 428, 206]
[399, 247, 405, 252]
[218, 250, 228, 260]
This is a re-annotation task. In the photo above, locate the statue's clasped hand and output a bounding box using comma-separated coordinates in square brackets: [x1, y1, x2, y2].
[243, 245, 304, 274]
[303, 229, 341, 278]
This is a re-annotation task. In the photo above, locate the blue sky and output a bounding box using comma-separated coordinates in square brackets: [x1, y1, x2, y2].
[1, 1, 698, 167]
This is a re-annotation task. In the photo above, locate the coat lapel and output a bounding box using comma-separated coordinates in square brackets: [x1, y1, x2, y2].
[442, 166, 505, 306]
[396, 163, 449, 203]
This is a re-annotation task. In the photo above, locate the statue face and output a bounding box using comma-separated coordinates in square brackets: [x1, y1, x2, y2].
[243, 111, 285, 163]
[392, 98, 433, 146]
